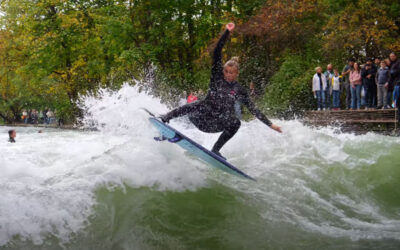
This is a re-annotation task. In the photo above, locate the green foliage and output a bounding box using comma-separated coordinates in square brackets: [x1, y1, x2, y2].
[259, 54, 315, 116]
[323, 0, 400, 61]
[0, 0, 268, 122]
[0, 0, 399, 123]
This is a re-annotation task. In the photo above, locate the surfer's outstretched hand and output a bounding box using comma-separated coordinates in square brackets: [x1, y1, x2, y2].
[271, 124, 282, 133]
[226, 23, 235, 31]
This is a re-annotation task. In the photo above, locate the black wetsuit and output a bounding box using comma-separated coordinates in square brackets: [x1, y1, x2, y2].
[162, 29, 272, 154]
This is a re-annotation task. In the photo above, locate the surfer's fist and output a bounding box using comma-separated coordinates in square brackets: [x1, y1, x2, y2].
[271, 124, 282, 133]
[226, 23, 235, 31]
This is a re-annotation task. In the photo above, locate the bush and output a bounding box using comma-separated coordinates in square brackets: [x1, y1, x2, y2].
[259, 54, 316, 118]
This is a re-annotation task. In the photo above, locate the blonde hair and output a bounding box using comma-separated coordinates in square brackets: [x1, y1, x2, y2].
[315, 66, 322, 72]
[224, 56, 239, 72]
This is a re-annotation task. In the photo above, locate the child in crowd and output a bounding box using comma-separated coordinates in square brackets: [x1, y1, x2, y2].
[331, 69, 342, 110]
[375, 61, 390, 109]
[8, 130, 16, 143]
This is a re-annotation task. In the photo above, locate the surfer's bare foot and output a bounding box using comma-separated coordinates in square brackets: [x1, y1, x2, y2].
[212, 150, 226, 160]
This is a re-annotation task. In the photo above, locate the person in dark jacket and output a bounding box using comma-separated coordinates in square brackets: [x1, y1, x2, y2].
[389, 53, 400, 89]
[389, 52, 400, 122]
[43, 107, 49, 124]
[375, 61, 390, 109]
[342, 59, 355, 109]
[361, 58, 377, 109]
[324, 64, 334, 110]
[160, 23, 282, 159]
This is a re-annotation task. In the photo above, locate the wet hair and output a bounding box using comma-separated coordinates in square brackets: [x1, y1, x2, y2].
[8, 130, 15, 138]
[224, 56, 239, 72]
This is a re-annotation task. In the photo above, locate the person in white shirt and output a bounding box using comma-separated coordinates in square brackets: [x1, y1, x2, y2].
[46, 109, 55, 124]
[312, 67, 327, 111]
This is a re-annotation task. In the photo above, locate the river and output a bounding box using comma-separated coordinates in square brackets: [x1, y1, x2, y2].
[1, 85, 400, 250]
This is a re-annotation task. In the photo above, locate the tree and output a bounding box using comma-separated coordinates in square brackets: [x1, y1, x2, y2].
[323, 0, 400, 61]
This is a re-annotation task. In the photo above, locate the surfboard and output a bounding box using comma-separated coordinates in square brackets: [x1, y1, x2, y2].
[143, 108, 255, 181]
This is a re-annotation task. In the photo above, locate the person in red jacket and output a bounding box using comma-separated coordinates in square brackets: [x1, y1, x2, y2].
[187, 92, 198, 103]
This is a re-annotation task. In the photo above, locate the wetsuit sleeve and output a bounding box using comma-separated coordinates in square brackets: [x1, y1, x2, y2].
[210, 29, 230, 91]
[240, 88, 273, 127]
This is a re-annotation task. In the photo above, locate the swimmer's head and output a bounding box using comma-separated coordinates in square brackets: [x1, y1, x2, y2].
[8, 129, 16, 139]
[224, 57, 239, 82]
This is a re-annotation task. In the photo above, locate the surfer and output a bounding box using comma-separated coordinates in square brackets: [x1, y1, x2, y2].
[160, 23, 282, 158]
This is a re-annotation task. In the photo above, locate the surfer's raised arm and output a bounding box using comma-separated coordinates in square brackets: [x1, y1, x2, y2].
[210, 23, 235, 91]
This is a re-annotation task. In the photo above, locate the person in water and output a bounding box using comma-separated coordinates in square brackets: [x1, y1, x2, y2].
[8, 129, 16, 143]
[160, 23, 282, 159]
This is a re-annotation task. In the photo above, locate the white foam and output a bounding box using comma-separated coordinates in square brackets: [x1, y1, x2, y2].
[0, 85, 208, 246]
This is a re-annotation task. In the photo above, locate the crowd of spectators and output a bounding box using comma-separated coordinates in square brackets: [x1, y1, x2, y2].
[312, 52, 400, 112]
[21, 107, 56, 125]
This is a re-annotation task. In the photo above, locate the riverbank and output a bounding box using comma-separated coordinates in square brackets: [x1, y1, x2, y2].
[304, 108, 399, 135]
[0, 123, 76, 130]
